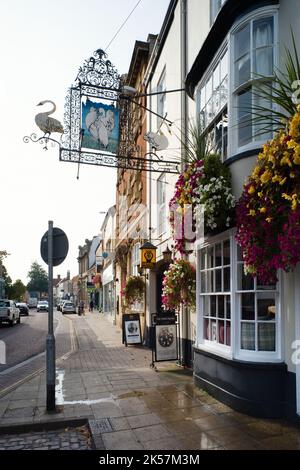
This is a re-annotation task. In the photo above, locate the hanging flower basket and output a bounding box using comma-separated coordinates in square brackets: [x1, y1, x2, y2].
[124, 276, 145, 306]
[236, 106, 300, 284]
[169, 155, 235, 254]
[162, 259, 196, 311]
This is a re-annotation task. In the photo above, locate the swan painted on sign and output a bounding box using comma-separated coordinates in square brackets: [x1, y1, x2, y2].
[85, 106, 113, 149]
[35, 100, 64, 137]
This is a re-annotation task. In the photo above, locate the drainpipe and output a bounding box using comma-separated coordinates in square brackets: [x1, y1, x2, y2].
[180, 0, 189, 368]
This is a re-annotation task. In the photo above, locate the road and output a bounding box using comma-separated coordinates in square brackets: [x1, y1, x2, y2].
[0, 309, 58, 372]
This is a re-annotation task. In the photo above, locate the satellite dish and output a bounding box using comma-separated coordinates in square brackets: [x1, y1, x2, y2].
[144, 132, 169, 151]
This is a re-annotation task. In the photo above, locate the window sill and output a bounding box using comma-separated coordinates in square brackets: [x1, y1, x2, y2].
[194, 342, 232, 361]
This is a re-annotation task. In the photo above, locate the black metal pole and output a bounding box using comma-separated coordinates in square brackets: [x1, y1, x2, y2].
[46, 220, 56, 412]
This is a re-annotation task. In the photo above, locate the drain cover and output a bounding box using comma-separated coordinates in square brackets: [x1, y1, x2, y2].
[90, 418, 113, 434]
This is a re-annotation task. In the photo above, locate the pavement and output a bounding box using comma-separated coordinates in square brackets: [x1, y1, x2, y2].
[1, 312, 300, 450]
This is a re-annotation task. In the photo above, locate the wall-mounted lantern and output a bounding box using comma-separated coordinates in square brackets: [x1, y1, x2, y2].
[162, 246, 172, 263]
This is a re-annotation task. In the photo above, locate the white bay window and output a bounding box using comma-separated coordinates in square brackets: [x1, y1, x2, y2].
[197, 234, 281, 362]
[231, 12, 278, 152]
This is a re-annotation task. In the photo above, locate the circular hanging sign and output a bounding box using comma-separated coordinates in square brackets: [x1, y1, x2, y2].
[40, 227, 69, 266]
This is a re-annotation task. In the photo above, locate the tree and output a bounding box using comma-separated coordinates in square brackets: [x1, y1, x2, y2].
[10, 280, 26, 301]
[27, 262, 48, 296]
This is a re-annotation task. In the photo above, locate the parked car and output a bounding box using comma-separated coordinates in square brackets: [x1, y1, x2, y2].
[0, 299, 21, 326]
[57, 300, 66, 311]
[37, 301, 49, 312]
[16, 302, 29, 316]
[61, 301, 76, 314]
[28, 297, 38, 308]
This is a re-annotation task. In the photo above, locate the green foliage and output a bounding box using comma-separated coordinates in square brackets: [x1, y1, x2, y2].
[10, 280, 26, 301]
[124, 276, 145, 306]
[27, 261, 48, 294]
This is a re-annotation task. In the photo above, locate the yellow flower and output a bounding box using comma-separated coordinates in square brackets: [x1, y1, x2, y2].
[258, 192, 263, 198]
[248, 186, 256, 195]
[292, 194, 298, 211]
[280, 152, 292, 167]
[266, 217, 272, 223]
[282, 193, 292, 201]
[260, 207, 267, 213]
[249, 210, 256, 216]
[279, 177, 287, 186]
[287, 139, 297, 150]
[290, 172, 296, 178]
[260, 170, 272, 184]
[294, 154, 300, 165]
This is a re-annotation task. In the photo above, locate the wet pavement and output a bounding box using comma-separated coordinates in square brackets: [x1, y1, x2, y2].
[1, 312, 300, 450]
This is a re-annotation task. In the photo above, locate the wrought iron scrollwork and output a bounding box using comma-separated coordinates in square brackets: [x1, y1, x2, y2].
[75, 48, 120, 100]
[60, 148, 180, 174]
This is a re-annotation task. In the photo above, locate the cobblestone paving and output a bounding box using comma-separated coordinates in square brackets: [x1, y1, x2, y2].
[0, 425, 91, 450]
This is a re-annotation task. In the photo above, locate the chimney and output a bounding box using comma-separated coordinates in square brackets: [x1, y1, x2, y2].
[67, 270, 70, 280]
[57, 274, 61, 281]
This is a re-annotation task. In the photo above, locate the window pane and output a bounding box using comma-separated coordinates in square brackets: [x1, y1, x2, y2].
[203, 296, 210, 316]
[208, 270, 214, 293]
[226, 295, 231, 319]
[211, 295, 217, 317]
[241, 322, 255, 350]
[241, 293, 255, 320]
[201, 272, 207, 293]
[224, 267, 230, 291]
[220, 52, 228, 82]
[208, 246, 214, 268]
[253, 88, 273, 141]
[258, 323, 275, 351]
[218, 296, 224, 318]
[215, 244, 222, 266]
[216, 269, 222, 292]
[237, 263, 254, 291]
[235, 54, 251, 87]
[219, 320, 225, 344]
[223, 240, 230, 265]
[253, 17, 274, 48]
[211, 320, 217, 342]
[238, 88, 252, 146]
[257, 293, 276, 321]
[254, 47, 273, 76]
[226, 322, 231, 346]
[204, 318, 210, 340]
[235, 24, 251, 60]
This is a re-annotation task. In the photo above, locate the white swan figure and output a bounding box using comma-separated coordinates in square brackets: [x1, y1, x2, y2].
[96, 117, 109, 148]
[85, 106, 97, 132]
[35, 100, 64, 136]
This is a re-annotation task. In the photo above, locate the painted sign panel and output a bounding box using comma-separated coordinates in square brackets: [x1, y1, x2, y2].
[140, 248, 156, 269]
[155, 324, 178, 361]
[82, 99, 119, 154]
[123, 314, 142, 345]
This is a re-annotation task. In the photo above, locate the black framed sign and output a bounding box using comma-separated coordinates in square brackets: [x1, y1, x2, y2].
[123, 313, 142, 346]
[155, 323, 178, 362]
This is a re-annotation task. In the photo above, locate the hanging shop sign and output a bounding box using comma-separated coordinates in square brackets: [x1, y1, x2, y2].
[122, 313, 142, 346]
[140, 242, 157, 269]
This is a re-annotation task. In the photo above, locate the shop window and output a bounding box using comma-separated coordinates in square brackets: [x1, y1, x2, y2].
[237, 246, 277, 353]
[200, 239, 231, 347]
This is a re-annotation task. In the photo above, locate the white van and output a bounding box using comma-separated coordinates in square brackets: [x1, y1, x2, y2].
[28, 297, 38, 308]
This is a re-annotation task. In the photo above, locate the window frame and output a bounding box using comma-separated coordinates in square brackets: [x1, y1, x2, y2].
[229, 7, 279, 156]
[195, 45, 229, 162]
[196, 230, 283, 363]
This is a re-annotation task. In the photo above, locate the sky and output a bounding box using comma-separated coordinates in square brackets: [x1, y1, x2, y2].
[0, 0, 170, 284]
